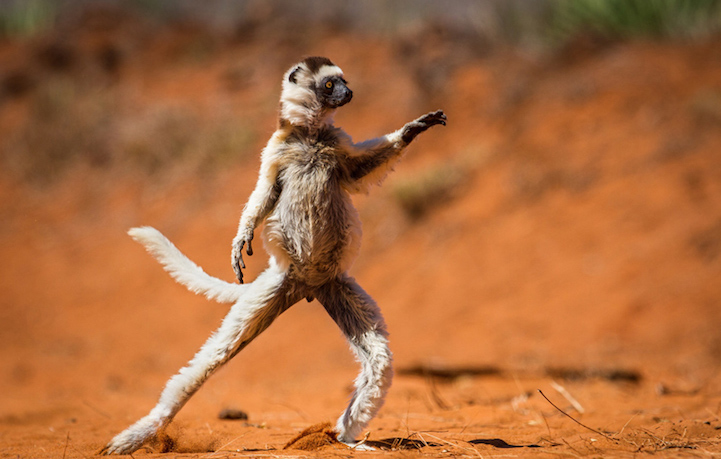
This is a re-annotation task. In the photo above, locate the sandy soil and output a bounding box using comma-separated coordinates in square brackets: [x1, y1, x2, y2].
[1, 15, 721, 458]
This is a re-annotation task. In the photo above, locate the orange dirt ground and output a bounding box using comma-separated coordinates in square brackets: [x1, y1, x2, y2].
[1, 16, 721, 458]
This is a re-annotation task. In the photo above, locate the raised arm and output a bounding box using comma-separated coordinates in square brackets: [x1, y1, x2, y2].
[231, 135, 285, 283]
[343, 110, 446, 193]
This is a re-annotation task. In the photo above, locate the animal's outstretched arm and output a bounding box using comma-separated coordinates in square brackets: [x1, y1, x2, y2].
[344, 110, 446, 192]
[231, 141, 284, 283]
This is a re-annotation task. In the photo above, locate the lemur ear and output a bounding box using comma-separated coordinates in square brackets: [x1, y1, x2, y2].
[288, 66, 301, 84]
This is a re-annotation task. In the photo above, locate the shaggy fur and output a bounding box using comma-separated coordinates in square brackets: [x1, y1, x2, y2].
[101, 56, 445, 455]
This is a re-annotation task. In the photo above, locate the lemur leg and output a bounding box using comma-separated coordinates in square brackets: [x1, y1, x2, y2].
[102, 263, 302, 455]
[316, 275, 393, 447]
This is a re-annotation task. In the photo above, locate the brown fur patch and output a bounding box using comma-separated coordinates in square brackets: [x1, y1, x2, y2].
[283, 422, 341, 451]
[303, 56, 335, 74]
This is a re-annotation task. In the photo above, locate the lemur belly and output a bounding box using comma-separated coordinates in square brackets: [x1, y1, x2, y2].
[263, 146, 361, 284]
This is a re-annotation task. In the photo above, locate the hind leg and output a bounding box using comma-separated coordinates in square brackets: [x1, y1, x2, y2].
[102, 263, 303, 455]
[316, 275, 393, 447]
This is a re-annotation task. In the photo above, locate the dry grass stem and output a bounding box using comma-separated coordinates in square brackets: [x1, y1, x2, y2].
[550, 381, 585, 413]
[537, 389, 615, 441]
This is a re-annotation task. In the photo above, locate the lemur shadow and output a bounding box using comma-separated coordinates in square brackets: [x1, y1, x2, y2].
[469, 438, 543, 448]
[366, 438, 438, 450]
[366, 437, 544, 451]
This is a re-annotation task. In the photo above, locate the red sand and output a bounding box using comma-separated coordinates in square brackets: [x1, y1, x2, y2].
[1, 23, 721, 458]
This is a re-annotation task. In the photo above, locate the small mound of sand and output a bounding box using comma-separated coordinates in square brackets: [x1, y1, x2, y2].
[149, 429, 218, 454]
[283, 422, 341, 451]
[148, 431, 176, 453]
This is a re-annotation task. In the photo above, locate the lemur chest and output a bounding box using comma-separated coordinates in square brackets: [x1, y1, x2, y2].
[280, 146, 345, 204]
[275, 146, 354, 246]
[265, 142, 361, 276]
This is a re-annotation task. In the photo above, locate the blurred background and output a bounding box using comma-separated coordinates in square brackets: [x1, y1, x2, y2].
[1, 0, 721, 456]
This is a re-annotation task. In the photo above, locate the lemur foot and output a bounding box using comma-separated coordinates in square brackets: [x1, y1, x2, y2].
[100, 416, 160, 455]
[342, 440, 376, 451]
[100, 433, 147, 456]
[338, 430, 375, 451]
[401, 109, 447, 144]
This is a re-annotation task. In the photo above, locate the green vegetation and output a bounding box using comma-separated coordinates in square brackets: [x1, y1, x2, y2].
[3, 1, 721, 43]
[0, 0, 56, 38]
[550, 0, 721, 41]
[2, 0, 721, 185]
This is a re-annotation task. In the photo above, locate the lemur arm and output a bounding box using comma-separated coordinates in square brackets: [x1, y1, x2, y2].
[231, 134, 285, 283]
[343, 110, 446, 193]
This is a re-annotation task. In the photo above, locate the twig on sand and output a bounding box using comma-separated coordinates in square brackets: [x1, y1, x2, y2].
[62, 432, 70, 459]
[538, 389, 615, 441]
[617, 413, 638, 436]
[550, 381, 585, 414]
[414, 430, 432, 448]
[201, 432, 249, 458]
[559, 438, 584, 458]
[351, 431, 371, 449]
[423, 433, 483, 457]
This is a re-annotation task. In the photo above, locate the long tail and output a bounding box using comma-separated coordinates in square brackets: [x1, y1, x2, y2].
[128, 226, 244, 304]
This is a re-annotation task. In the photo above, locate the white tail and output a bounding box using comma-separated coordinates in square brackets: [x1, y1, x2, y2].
[128, 227, 244, 304]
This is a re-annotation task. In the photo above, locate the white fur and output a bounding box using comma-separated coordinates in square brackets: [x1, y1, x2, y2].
[128, 227, 244, 303]
[312, 64, 343, 85]
[279, 63, 343, 130]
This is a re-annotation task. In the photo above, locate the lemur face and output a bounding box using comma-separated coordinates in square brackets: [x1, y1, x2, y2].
[280, 57, 355, 128]
[318, 74, 353, 108]
[286, 56, 352, 109]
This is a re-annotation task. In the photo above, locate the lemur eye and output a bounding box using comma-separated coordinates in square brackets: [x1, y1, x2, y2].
[325, 81, 333, 89]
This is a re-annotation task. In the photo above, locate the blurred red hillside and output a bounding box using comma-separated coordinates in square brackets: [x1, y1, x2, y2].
[1, 3, 721, 457]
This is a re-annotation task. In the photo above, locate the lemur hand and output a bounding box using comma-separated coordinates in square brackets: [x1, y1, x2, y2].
[231, 233, 254, 284]
[401, 110, 446, 144]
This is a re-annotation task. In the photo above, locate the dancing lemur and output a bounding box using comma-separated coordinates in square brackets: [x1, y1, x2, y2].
[101, 56, 446, 455]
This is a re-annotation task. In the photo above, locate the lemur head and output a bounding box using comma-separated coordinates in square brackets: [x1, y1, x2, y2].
[279, 57, 352, 130]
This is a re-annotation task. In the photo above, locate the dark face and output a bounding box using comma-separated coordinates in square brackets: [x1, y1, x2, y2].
[318, 75, 353, 108]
